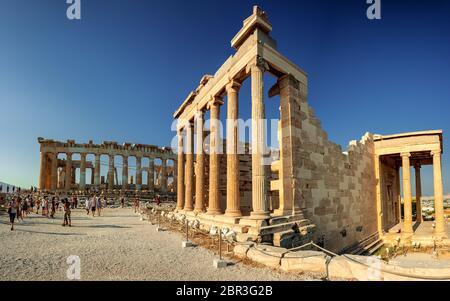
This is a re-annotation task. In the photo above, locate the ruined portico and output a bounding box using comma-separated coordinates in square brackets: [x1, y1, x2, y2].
[173, 6, 448, 252]
[38, 137, 177, 195]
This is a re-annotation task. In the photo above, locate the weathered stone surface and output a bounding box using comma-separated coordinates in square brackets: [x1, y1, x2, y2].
[280, 251, 328, 274]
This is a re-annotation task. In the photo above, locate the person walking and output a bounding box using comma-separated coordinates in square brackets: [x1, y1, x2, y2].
[120, 196, 125, 208]
[133, 197, 140, 213]
[50, 197, 56, 218]
[90, 196, 96, 217]
[7, 198, 18, 230]
[62, 199, 71, 227]
[85, 197, 90, 215]
[96, 197, 103, 217]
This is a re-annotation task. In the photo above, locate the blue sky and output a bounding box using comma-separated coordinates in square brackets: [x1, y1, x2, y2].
[0, 0, 449, 195]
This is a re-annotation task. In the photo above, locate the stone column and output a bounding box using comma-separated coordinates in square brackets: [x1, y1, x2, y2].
[414, 163, 422, 222]
[91, 168, 94, 185]
[122, 155, 128, 191]
[136, 156, 142, 191]
[432, 151, 447, 237]
[94, 154, 101, 186]
[51, 152, 58, 191]
[176, 129, 185, 210]
[108, 154, 114, 190]
[80, 153, 87, 190]
[375, 155, 383, 235]
[161, 159, 168, 193]
[249, 59, 270, 219]
[184, 121, 194, 211]
[195, 110, 205, 213]
[65, 153, 72, 190]
[39, 152, 47, 190]
[207, 97, 223, 215]
[401, 152, 413, 234]
[225, 80, 242, 217]
[148, 157, 155, 192]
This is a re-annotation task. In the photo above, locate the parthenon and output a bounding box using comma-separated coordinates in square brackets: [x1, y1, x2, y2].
[37, 137, 177, 195]
[172, 6, 448, 252]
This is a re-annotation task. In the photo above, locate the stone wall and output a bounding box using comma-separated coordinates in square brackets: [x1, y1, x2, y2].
[286, 77, 378, 252]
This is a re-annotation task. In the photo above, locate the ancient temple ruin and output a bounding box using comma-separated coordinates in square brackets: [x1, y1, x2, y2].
[173, 6, 448, 252]
[38, 137, 177, 195]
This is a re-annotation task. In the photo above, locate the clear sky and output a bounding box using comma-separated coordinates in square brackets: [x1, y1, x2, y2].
[0, 0, 449, 195]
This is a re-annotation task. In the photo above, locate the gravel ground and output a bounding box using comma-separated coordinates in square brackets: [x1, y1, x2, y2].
[0, 208, 311, 281]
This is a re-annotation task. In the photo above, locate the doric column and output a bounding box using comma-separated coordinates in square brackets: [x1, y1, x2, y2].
[161, 159, 168, 193]
[65, 153, 72, 190]
[401, 152, 413, 234]
[249, 58, 270, 219]
[375, 155, 383, 235]
[184, 121, 194, 211]
[225, 80, 242, 217]
[176, 129, 185, 210]
[194, 110, 205, 213]
[39, 152, 47, 190]
[122, 155, 128, 191]
[148, 157, 155, 191]
[135, 156, 142, 191]
[207, 97, 223, 215]
[91, 168, 94, 185]
[432, 150, 447, 237]
[80, 153, 87, 190]
[51, 152, 58, 191]
[108, 154, 114, 190]
[414, 163, 422, 222]
[94, 154, 101, 186]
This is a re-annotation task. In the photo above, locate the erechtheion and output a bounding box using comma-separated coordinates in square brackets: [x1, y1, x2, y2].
[37, 137, 177, 195]
[172, 6, 448, 252]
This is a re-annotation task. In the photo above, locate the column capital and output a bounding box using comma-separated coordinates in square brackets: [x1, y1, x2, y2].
[226, 79, 242, 93]
[207, 95, 224, 109]
[400, 152, 411, 158]
[431, 150, 442, 157]
[414, 162, 421, 170]
[80, 153, 87, 159]
[246, 55, 269, 74]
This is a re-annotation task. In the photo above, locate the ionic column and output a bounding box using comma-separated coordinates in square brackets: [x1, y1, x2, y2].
[161, 159, 168, 194]
[94, 154, 101, 185]
[432, 150, 447, 237]
[65, 153, 72, 190]
[79, 153, 87, 190]
[207, 97, 223, 215]
[401, 152, 413, 234]
[176, 129, 185, 210]
[122, 155, 128, 191]
[51, 152, 58, 191]
[249, 58, 270, 219]
[194, 110, 205, 213]
[225, 80, 242, 217]
[148, 157, 155, 191]
[136, 156, 142, 191]
[414, 163, 422, 222]
[108, 154, 114, 190]
[184, 121, 194, 211]
[39, 152, 47, 190]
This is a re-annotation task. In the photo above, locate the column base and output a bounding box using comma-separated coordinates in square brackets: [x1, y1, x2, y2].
[183, 207, 194, 212]
[207, 209, 223, 216]
[249, 211, 271, 220]
[225, 209, 242, 217]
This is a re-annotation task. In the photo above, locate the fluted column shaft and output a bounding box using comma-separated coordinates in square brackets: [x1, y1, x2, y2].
[122, 155, 128, 191]
[161, 159, 168, 193]
[414, 164, 422, 222]
[195, 111, 205, 212]
[176, 130, 185, 210]
[39, 152, 47, 190]
[148, 158, 155, 191]
[184, 122, 194, 211]
[136, 156, 142, 191]
[65, 153, 72, 190]
[401, 153, 413, 234]
[108, 154, 114, 190]
[51, 152, 58, 191]
[225, 81, 242, 217]
[94, 154, 101, 186]
[208, 98, 223, 215]
[432, 151, 447, 237]
[80, 153, 87, 189]
[250, 60, 269, 219]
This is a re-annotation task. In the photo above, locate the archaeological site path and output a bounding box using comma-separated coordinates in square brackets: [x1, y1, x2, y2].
[0, 208, 310, 280]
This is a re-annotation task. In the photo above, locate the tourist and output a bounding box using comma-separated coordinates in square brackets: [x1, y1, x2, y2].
[50, 197, 56, 218]
[43, 197, 49, 217]
[62, 199, 71, 227]
[35, 197, 41, 214]
[7, 198, 18, 231]
[85, 198, 90, 215]
[16, 197, 23, 221]
[120, 196, 125, 208]
[21, 196, 28, 218]
[90, 196, 96, 217]
[73, 196, 78, 209]
[55, 197, 60, 211]
[29, 196, 35, 213]
[97, 197, 102, 216]
[133, 197, 140, 213]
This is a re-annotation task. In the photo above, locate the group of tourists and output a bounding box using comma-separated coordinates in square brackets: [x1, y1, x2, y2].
[84, 195, 106, 217]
